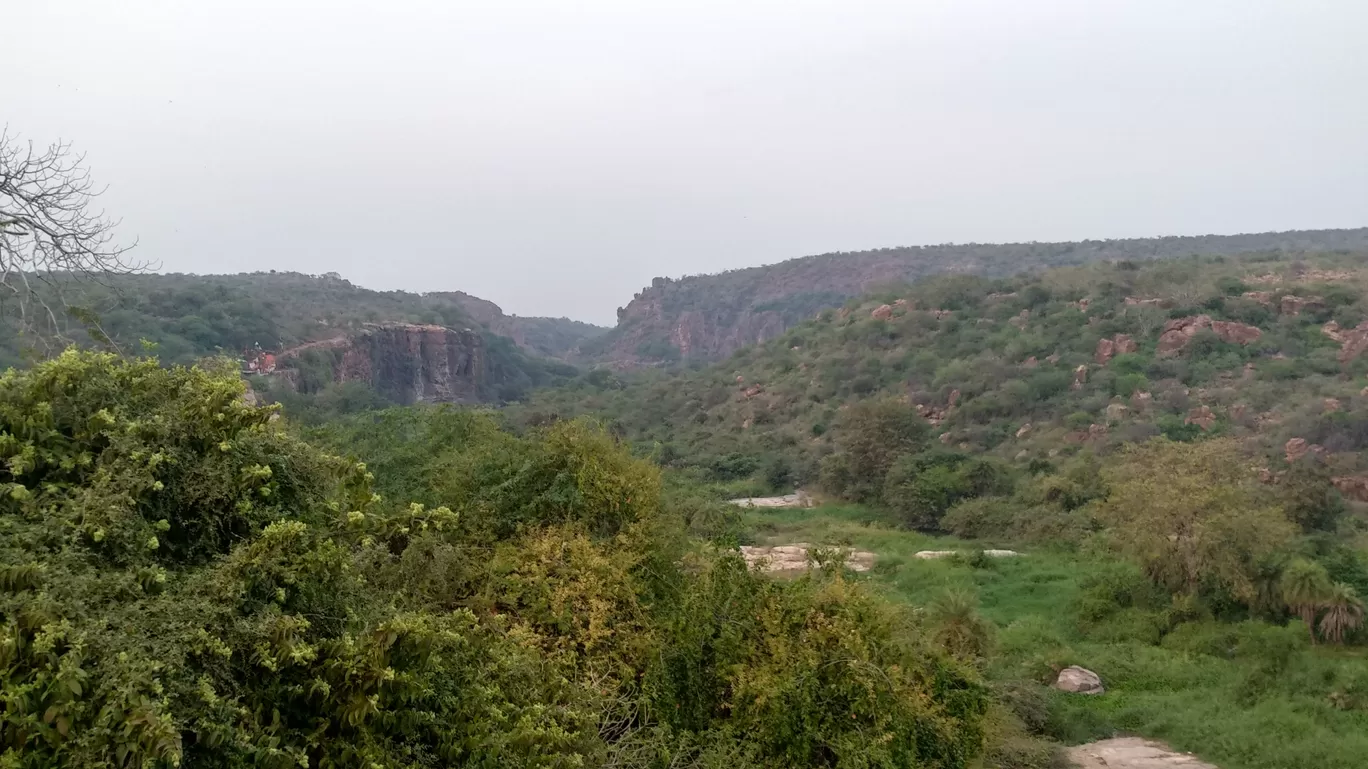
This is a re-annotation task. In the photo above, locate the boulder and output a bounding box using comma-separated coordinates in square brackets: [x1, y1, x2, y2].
[1054, 666, 1105, 695]
[1021, 356, 1038, 368]
[1105, 402, 1129, 422]
[1046, 353, 1061, 364]
[1242, 290, 1274, 305]
[871, 304, 894, 320]
[1284, 437, 1324, 463]
[1158, 315, 1261, 355]
[1016, 423, 1032, 439]
[1324, 398, 1342, 413]
[1124, 296, 1167, 307]
[1322, 320, 1368, 363]
[1332, 476, 1368, 503]
[1094, 338, 1116, 364]
[1184, 405, 1217, 431]
[1009, 309, 1030, 329]
[1071, 365, 1088, 390]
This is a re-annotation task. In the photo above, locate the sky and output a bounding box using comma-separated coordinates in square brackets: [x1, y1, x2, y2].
[9, 0, 1368, 325]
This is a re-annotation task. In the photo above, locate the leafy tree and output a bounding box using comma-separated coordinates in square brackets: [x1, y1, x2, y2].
[1097, 438, 1297, 604]
[823, 398, 929, 502]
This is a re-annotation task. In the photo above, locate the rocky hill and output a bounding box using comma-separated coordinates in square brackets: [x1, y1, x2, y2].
[516, 247, 1368, 500]
[581, 228, 1368, 365]
[0, 271, 601, 370]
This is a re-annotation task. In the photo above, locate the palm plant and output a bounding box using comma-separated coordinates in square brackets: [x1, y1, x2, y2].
[1280, 559, 1332, 644]
[1318, 582, 1366, 645]
[928, 587, 994, 661]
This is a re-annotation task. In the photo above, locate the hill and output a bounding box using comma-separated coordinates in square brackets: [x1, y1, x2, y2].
[0, 271, 603, 368]
[516, 247, 1368, 502]
[581, 227, 1368, 365]
[0, 271, 602, 405]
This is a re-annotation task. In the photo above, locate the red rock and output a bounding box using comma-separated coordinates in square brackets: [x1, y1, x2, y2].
[1284, 438, 1324, 463]
[742, 384, 765, 398]
[1324, 398, 1342, 413]
[1022, 356, 1039, 368]
[1158, 315, 1261, 355]
[1332, 476, 1368, 502]
[1095, 338, 1116, 364]
[871, 304, 894, 320]
[1323, 320, 1368, 363]
[1016, 423, 1032, 438]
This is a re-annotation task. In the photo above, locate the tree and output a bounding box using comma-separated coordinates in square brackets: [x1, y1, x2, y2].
[1280, 559, 1332, 644]
[0, 128, 140, 352]
[1318, 582, 1366, 645]
[823, 397, 929, 502]
[1097, 438, 1296, 604]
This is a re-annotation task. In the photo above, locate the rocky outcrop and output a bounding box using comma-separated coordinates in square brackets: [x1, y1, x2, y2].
[1322, 321, 1368, 363]
[1332, 477, 1368, 503]
[1157, 315, 1262, 355]
[281, 323, 488, 405]
[1054, 666, 1105, 695]
[871, 304, 894, 320]
[1095, 334, 1138, 363]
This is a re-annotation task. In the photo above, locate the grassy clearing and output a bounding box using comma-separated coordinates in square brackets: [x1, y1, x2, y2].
[743, 504, 1368, 769]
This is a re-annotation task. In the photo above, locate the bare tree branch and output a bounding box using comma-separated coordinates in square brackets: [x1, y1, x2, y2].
[0, 125, 148, 356]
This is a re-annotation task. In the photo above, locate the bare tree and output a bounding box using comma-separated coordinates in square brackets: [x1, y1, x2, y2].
[0, 127, 143, 354]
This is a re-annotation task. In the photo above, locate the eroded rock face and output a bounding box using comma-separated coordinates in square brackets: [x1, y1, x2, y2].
[1322, 320, 1368, 363]
[1054, 666, 1104, 694]
[1157, 316, 1261, 355]
[283, 323, 488, 405]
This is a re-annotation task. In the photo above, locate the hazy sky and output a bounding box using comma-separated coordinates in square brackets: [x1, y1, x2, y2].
[10, 1, 1367, 325]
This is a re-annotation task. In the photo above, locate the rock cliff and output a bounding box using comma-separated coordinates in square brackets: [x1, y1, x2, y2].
[279, 323, 487, 405]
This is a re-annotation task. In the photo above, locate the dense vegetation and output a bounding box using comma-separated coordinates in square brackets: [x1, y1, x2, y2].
[0, 271, 600, 369]
[520, 250, 1368, 498]
[0, 351, 987, 768]
[587, 228, 1368, 364]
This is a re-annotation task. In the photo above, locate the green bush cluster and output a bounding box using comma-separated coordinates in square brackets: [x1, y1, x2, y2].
[1, 351, 988, 769]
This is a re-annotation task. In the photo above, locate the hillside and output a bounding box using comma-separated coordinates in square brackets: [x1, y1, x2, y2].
[432, 290, 607, 359]
[0, 271, 597, 405]
[517, 248, 1368, 500]
[582, 227, 1368, 365]
[0, 271, 601, 368]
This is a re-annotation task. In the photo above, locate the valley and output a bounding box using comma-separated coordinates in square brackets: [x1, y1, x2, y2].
[5, 233, 1368, 769]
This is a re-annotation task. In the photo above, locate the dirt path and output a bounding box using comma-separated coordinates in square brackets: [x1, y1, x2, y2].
[1068, 738, 1218, 768]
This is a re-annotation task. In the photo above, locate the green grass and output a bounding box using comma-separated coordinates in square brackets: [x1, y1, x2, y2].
[744, 504, 1368, 769]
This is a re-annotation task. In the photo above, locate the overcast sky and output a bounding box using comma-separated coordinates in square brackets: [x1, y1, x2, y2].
[10, 1, 1367, 325]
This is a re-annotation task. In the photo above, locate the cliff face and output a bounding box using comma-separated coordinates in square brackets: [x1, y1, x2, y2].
[586, 227, 1368, 365]
[278, 323, 487, 405]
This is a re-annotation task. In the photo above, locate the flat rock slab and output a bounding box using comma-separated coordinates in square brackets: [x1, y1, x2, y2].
[726, 492, 814, 508]
[740, 543, 874, 573]
[1068, 738, 1218, 769]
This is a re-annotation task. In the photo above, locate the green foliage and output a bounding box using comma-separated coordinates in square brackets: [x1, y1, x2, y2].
[1, 351, 987, 769]
[823, 398, 930, 503]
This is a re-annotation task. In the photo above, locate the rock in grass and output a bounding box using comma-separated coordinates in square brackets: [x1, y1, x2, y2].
[1054, 666, 1105, 694]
